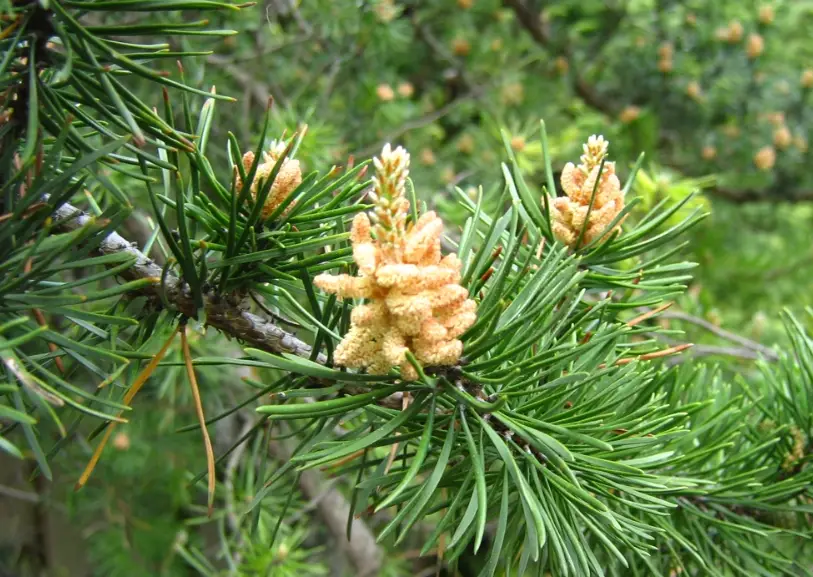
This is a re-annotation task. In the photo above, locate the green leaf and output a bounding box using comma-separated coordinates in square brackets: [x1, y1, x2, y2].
[62, 0, 241, 10]
[478, 469, 510, 577]
[245, 349, 386, 382]
[0, 436, 24, 460]
[375, 395, 437, 511]
[20, 45, 39, 164]
[501, 145, 548, 237]
[12, 391, 52, 480]
[299, 395, 426, 469]
[459, 409, 488, 551]
[477, 412, 546, 557]
[256, 384, 404, 419]
[377, 404, 457, 544]
[0, 404, 37, 425]
[81, 39, 145, 147]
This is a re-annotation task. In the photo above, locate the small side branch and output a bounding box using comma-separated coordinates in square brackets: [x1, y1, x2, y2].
[661, 311, 779, 362]
[503, 0, 616, 117]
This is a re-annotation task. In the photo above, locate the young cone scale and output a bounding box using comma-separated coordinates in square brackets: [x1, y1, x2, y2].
[549, 135, 626, 249]
[235, 139, 302, 220]
[314, 144, 477, 380]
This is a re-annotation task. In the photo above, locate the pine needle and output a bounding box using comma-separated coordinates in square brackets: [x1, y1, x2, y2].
[384, 393, 411, 475]
[0, 17, 21, 40]
[626, 302, 674, 327]
[321, 449, 365, 473]
[614, 343, 694, 366]
[75, 327, 178, 491]
[31, 308, 64, 374]
[181, 324, 216, 517]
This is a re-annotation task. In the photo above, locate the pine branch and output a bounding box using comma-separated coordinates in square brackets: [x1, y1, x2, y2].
[502, 0, 616, 117]
[53, 201, 320, 361]
[52, 200, 407, 408]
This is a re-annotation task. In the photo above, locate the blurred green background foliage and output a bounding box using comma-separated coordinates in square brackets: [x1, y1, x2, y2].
[2, 1, 812, 576]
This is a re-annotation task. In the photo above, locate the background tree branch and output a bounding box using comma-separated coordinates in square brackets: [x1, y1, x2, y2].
[502, 0, 616, 117]
[660, 310, 779, 361]
[705, 185, 813, 204]
[268, 432, 384, 577]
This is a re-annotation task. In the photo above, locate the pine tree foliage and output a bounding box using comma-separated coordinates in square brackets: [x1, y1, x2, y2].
[193, 0, 813, 204]
[0, 1, 811, 576]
